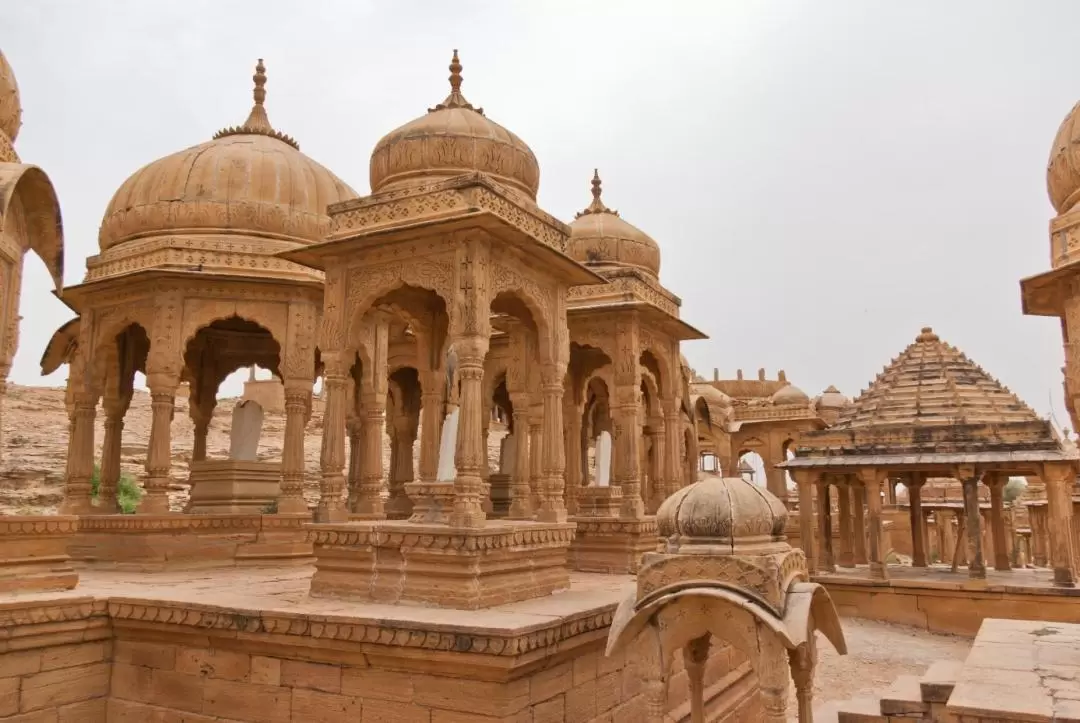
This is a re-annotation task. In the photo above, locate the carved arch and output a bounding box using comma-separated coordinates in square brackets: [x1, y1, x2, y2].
[178, 299, 288, 355]
[345, 258, 456, 343]
[0, 164, 64, 290]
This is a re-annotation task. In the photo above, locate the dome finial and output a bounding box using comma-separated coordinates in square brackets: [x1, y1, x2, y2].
[916, 326, 940, 343]
[576, 168, 618, 218]
[214, 58, 299, 149]
[430, 49, 484, 115]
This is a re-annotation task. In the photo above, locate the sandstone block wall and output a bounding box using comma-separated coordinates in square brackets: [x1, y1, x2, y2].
[0, 640, 110, 722]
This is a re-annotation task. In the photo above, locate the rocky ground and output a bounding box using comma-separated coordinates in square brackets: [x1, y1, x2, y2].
[0, 383, 507, 514]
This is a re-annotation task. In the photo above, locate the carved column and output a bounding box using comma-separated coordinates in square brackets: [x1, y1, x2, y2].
[387, 414, 416, 519]
[450, 336, 488, 528]
[852, 482, 867, 564]
[859, 468, 888, 580]
[317, 352, 349, 523]
[758, 633, 790, 723]
[346, 417, 362, 507]
[355, 392, 387, 518]
[837, 483, 854, 568]
[646, 420, 666, 513]
[418, 370, 443, 484]
[97, 393, 131, 514]
[508, 395, 533, 519]
[663, 400, 681, 500]
[794, 471, 817, 573]
[60, 394, 99, 515]
[139, 375, 178, 514]
[957, 467, 985, 579]
[1044, 462, 1077, 586]
[987, 473, 1010, 572]
[614, 391, 644, 519]
[816, 479, 835, 572]
[564, 399, 583, 515]
[538, 364, 567, 523]
[529, 408, 544, 513]
[683, 635, 710, 723]
[909, 473, 928, 568]
[277, 381, 311, 514]
[789, 631, 817, 723]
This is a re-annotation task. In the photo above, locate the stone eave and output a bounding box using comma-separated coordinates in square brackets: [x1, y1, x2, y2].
[1019, 262, 1080, 317]
[779, 449, 1076, 472]
[567, 300, 707, 341]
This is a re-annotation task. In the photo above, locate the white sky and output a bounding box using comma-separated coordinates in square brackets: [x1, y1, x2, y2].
[3, 1, 1078, 420]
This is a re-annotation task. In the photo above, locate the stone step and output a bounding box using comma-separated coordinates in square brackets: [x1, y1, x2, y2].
[880, 674, 929, 717]
[919, 659, 963, 704]
[836, 697, 887, 723]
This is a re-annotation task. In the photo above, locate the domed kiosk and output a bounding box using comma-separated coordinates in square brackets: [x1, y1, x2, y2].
[45, 59, 355, 528]
[607, 476, 846, 722]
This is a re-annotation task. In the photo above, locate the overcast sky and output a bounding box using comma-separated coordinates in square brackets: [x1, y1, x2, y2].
[3, 0, 1079, 421]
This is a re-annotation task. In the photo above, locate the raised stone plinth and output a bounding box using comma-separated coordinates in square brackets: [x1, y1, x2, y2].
[0, 516, 79, 593]
[187, 460, 281, 514]
[70, 513, 311, 570]
[567, 515, 659, 573]
[307, 519, 576, 609]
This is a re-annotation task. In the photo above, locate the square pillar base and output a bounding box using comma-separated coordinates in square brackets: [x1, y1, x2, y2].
[567, 515, 659, 574]
[187, 460, 282, 514]
[307, 519, 576, 609]
[0, 516, 79, 593]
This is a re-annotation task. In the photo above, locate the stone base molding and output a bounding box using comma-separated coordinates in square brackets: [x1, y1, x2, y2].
[186, 460, 282, 514]
[0, 516, 79, 593]
[70, 513, 312, 571]
[567, 516, 659, 574]
[307, 520, 576, 609]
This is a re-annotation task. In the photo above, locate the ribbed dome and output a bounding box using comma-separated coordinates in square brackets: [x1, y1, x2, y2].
[568, 170, 661, 277]
[771, 384, 810, 406]
[98, 60, 356, 253]
[369, 51, 539, 199]
[0, 48, 21, 162]
[657, 476, 789, 555]
[695, 383, 733, 408]
[1048, 100, 1080, 214]
[815, 385, 850, 409]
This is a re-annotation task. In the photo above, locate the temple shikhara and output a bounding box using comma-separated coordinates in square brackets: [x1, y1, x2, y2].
[2, 29, 1080, 723]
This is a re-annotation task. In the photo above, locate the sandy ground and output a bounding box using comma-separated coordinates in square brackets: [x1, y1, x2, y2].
[793, 617, 971, 721]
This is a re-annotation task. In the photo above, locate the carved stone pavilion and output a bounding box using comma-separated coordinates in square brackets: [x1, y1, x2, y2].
[782, 327, 1079, 587]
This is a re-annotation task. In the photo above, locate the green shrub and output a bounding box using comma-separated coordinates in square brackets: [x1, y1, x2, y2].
[90, 464, 143, 514]
[1004, 477, 1027, 503]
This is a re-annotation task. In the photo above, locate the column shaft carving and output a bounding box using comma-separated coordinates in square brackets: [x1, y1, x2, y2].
[278, 382, 311, 514]
[139, 381, 177, 514]
[1044, 462, 1077, 587]
[450, 337, 487, 528]
[418, 370, 443, 484]
[564, 401, 583, 516]
[508, 398, 532, 519]
[60, 397, 98, 514]
[663, 402, 681, 500]
[859, 469, 888, 580]
[355, 394, 386, 518]
[317, 354, 349, 523]
[538, 366, 567, 523]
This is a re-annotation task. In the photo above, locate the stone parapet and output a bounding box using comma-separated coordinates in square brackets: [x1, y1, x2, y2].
[307, 519, 575, 608]
[70, 513, 312, 571]
[567, 515, 658, 573]
[0, 515, 79, 593]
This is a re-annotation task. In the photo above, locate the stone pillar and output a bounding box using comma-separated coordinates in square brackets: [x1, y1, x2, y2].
[909, 473, 928, 568]
[386, 415, 415, 519]
[1044, 462, 1077, 587]
[614, 390, 644, 519]
[683, 635, 710, 723]
[528, 412, 543, 514]
[97, 394, 129, 514]
[538, 365, 567, 523]
[988, 474, 1010, 572]
[794, 471, 817, 574]
[758, 634, 790, 723]
[646, 420, 665, 513]
[816, 480, 835, 572]
[564, 401, 583, 515]
[316, 353, 349, 523]
[450, 337, 487, 528]
[355, 393, 386, 518]
[138, 376, 178, 514]
[278, 382, 311, 514]
[346, 417, 362, 508]
[788, 635, 816, 723]
[418, 370, 443, 485]
[958, 468, 986, 579]
[859, 468, 888, 580]
[663, 400, 681, 500]
[837, 484, 854, 568]
[764, 452, 787, 504]
[60, 395, 98, 515]
[852, 482, 867, 565]
[508, 395, 533, 519]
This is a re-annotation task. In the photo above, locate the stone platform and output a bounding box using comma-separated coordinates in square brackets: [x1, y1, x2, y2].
[817, 564, 1080, 636]
[567, 516, 659, 573]
[186, 459, 282, 514]
[0, 515, 79, 593]
[0, 567, 749, 722]
[70, 513, 313, 571]
[307, 519, 576, 609]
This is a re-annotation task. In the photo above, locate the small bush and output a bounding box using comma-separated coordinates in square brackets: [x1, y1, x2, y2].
[1003, 477, 1027, 503]
[90, 464, 143, 514]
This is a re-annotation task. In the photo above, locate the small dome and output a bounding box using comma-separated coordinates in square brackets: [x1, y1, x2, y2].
[1048, 100, 1080, 214]
[694, 382, 733, 409]
[369, 51, 539, 199]
[0, 49, 22, 162]
[771, 384, 809, 406]
[98, 60, 356, 253]
[657, 476, 789, 555]
[816, 385, 850, 409]
[568, 170, 661, 277]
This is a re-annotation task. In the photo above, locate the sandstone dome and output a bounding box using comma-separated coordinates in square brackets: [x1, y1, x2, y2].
[97, 60, 356, 253]
[657, 475, 789, 554]
[695, 382, 733, 408]
[771, 384, 810, 406]
[568, 170, 661, 278]
[815, 385, 850, 409]
[1049, 100, 1080, 214]
[368, 51, 539, 200]
[0, 48, 22, 161]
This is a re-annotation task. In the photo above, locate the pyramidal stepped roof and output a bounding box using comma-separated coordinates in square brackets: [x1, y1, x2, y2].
[833, 327, 1040, 430]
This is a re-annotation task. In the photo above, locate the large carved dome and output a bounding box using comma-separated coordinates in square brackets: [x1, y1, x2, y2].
[657, 475, 789, 554]
[0, 49, 22, 162]
[368, 51, 540, 199]
[98, 60, 356, 253]
[568, 171, 661, 278]
[1048, 100, 1080, 214]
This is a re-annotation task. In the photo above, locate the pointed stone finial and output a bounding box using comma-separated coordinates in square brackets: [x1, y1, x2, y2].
[576, 168, 619, 218]
[430, 49, 483, 114]
[916, 326, 940, 343]
[214, 58, 299, 149]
